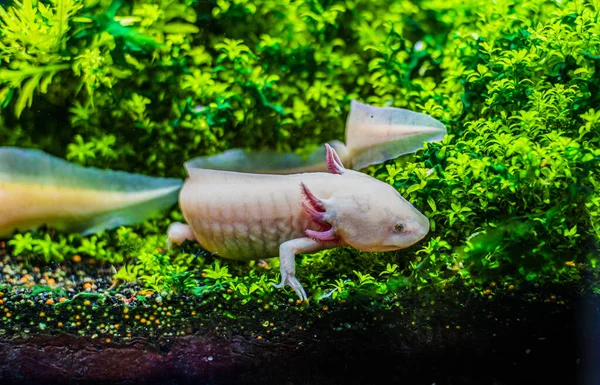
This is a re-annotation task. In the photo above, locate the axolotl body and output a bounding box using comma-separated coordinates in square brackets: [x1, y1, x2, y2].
[168, 144, 430, 301]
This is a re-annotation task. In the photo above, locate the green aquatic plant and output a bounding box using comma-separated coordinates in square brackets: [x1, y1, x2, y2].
[0, 0, 599, 308]
[367, 0, 600, 289]
[0, 0, 82, 117]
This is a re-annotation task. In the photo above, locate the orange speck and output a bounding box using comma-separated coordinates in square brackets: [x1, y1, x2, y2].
[550, 295, 556, 301]
[446, 325, 450, 329]
[105, 338, 111, 343]
[257, 336, 262, 340]
[57, 322, 63, 327]
[6, 313, 11, 318]
[565, 261, 576, 267]
[508, 285, 515, 291]
[0, 292, 4, 297]
[483, 289, 491, 295]
[155, 320, 160, 325]
[124, 315, 130, 319]
[140, 318, 146, 324]
[39, 312, 45, 317]
[83, 300, 91, 306]
[59, 297, 66, 303]
[298, 326, 303, 330]
[322, 306, 329, 311]
[269, 322, 274, 327]
[100, 323, 105, 328]
[46, 299, 54, 305]
[123, 307, 129, 314]
[191, 311, 197, 316]
[75, 315, 80, 320]
[114, 324, 119, 329]
[149, 316, 155, 321]
[0, 299, 4, 305]
[47, 278, 56, 286]
[76, 322, 81, 326]
[20, 275, 30, 283]
[135, 315, 140, 320]
[72, 255, 82, 263]
[83, 283, 92, 290]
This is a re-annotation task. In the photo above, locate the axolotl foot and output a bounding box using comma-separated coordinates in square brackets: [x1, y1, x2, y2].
[166, 222, 197, 249]
[273, 237, 327, 302]
[273, 273, 307, 302]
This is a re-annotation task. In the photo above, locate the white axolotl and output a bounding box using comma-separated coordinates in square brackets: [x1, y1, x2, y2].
[0, 100, 445, 302]
[167, 144, 431, 301]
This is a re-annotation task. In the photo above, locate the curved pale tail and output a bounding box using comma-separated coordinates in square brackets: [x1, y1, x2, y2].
[185, 100, 447, 173]
[344, 100, 447, 170]
[0, 147, 182, 238]
[185, 140, 350, 174]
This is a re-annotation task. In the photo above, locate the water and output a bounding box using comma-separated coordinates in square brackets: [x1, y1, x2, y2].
[0, 0, 598, 384]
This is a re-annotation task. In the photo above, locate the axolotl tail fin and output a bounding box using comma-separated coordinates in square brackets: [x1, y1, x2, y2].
[184, 140, 350, 175]
[0, 147, 182, 237]
[345, 100, 447, 170]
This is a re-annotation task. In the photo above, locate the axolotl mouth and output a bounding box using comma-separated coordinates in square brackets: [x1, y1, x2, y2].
[380, 239, 422, 252]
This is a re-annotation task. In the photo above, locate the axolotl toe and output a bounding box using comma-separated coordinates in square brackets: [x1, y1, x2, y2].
[168, 144, 430, 301]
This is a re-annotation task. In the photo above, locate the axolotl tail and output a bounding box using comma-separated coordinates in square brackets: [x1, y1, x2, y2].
[0, 147, 183, 238]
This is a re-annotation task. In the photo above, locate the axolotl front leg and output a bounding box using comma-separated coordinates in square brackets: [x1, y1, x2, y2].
[273, 237, 329, 302]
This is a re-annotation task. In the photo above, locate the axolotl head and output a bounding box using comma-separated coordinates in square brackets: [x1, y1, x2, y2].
[301, 144, 430, 252]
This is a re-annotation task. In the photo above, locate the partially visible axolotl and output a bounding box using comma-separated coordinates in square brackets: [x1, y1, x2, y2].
[167, 144, 431, 301]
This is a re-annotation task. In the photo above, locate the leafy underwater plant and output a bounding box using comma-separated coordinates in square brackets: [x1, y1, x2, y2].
[0, 0, 598, 306]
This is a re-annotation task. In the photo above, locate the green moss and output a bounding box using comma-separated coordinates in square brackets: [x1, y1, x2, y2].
[0, 0, 599, 314]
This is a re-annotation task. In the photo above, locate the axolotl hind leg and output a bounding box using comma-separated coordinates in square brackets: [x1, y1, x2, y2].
[273, 237, 326, 302]
[167, 222, 197, 249]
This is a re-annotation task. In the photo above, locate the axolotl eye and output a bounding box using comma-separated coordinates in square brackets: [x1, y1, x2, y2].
[394, 223, 405, 233]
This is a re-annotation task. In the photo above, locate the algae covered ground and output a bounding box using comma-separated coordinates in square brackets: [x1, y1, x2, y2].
[0, 241, 598, 384]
